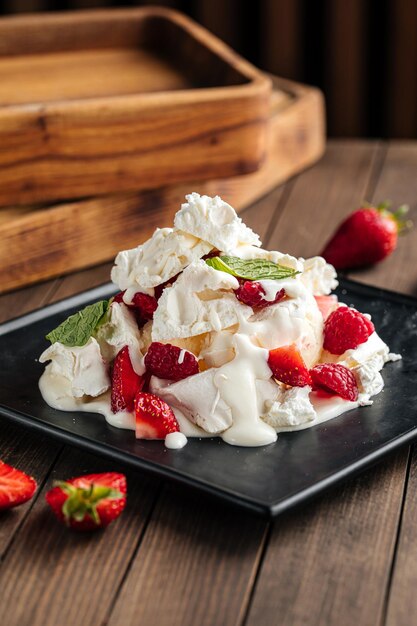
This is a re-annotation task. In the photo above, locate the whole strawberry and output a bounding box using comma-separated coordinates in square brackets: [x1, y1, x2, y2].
[0, 461, 37, 510]
[46, 472, 126, 531]
[321, 202, 411, 269]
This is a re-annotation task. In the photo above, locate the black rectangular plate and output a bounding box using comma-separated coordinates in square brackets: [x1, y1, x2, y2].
[0, 279, 416, 517]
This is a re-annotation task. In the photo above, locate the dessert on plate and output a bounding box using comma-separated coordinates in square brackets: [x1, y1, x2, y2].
[39, 193, 400, 449]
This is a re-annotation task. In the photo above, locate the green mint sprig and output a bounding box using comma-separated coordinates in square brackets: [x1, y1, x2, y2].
[205, 256, 300, 281]
[46, 300, 109, 347]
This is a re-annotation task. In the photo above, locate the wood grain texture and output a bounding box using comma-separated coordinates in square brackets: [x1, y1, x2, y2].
[0, 7, 271, 206]
[244, 140, 412, 626]
[348, 143, 417, 296]
[0, 76, 324, 294]
[0, 420, 61, 559]
[107, 484, 268, 626]
[385, 446, 417, 626]
[246, 451, 408, 626]
[325, 0, 367, 137]
[267, 140, 380, 259]
[0, 447, 160, 626]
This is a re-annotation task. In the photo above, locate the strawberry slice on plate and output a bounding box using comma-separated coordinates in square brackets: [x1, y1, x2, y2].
[45, 472, 126, 531]
[268, 344, 312, 387]
[135, 392, 180, 439]
[111, 346, 145, 413]
[0, 461, 37, 510]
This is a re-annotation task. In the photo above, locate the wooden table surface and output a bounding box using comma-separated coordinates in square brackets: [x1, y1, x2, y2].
[1, 140, 417, 626]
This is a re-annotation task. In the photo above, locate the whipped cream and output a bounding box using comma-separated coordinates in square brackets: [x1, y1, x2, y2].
[39, 338, 109, 398]
[39, 192, 398, 449]
[175, 192, 261, 252]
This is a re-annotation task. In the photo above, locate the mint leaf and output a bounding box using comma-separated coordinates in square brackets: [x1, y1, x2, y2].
[46, 300, 109, 347]
[205, 256, 300, 281]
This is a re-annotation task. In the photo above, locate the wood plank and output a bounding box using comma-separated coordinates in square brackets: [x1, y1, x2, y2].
[0, 420, 62, 559]
[0, 8, 270, 206]
[347, 142, 417, 294]
[325, 0, 367, 136]
[244, 140, 412, 625]
[385, 446, 417, 626]
[0, 75, 324, 294]
[386, 0, 417, 138]
[260, 0, 303, 79]
[107, 484, 268, 626]
[267, 140, 381, 259]
[0, 447, 159, 626]
[246, 451, 408, 626]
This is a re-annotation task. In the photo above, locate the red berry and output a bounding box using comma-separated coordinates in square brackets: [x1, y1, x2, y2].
[112, 291, 157, 323]
[45, 472, 126, 531]
[111, 346, 145, 413]
[144, 342, 199, 381]
[324, 306, 374, 355]
[321, 203, 410, 270]
[314, 295, 338, 320]
[268, 344, 312, 387]
[235, 280, 285, 309]
[310, 363, 359, 401]
[0, 461, 37, 510]
[154, 273, 181, 300]
[135, 392, 179, 439]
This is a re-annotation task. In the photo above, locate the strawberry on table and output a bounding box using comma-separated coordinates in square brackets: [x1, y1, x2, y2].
[268, 344, 312, 387]
[0, 461, 37, 510]
[321, 201, 411, 270]
[111, 346, 145, 413]
[144, 342, 199, 381]
[310, 363, 359, 401]
[46, 472, 126, 531]
[235, 280, 285, 309]
[135, 392, 180, 439]
[324, 306, 374, 355]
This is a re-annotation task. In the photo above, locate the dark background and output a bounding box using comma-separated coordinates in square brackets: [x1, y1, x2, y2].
[1, 0, 417, 139]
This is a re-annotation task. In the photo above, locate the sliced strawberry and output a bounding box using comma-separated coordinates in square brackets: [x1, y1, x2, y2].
[235, 280, 285, 309]
[111, 346, 145, 413]
[154, 273, 181, 300]
[310, 363, 359, 401]
[324, 306, 374, 355]
[135, 392, 180, 439]
[0, 461, 37, 510]
[144, 342, 199, 381]
[45, 472, 126, 531]
[314, 295, 338, 320]
[267, 344, 312, 387]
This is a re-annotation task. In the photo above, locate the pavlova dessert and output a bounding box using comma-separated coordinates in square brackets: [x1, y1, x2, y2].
[39, 193, 400, 449]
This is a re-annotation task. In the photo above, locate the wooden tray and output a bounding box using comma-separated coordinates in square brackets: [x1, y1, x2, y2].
[0, 76, 325, 294]
[0, 7, 271, 207]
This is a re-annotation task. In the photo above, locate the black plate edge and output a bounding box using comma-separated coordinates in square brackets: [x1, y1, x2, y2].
[0, 407, 269, 517]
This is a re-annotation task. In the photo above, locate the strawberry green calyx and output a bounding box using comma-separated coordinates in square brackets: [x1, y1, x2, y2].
[364, 200, 412, 234]
[54, 480, 123, 526]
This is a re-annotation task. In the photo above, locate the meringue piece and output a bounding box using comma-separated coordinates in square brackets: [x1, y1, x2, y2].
[39, 338, 109, 398]
[262, 385, 316, 428]
[152, 260, 251, 341]
[300, 256, 338, 295]
[111, 227, 212, 291]
[200, 328, 236, 368]
[95, 302, 144, 374]
[237, 279, 323, 367]
[174, 192, 261, 252]
[150, 371, 233, 434]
